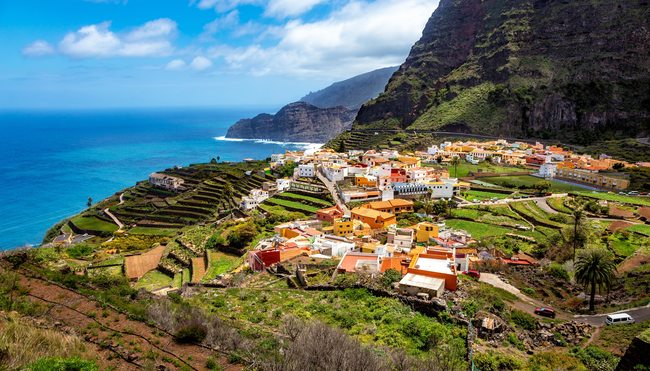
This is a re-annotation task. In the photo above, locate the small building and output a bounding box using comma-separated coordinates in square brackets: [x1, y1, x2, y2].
[316, 205, 345, 223]
[350, 207, 396, 229]
[148, 173, 186, 192]
[355, 174, 377, 187]
[53, 233, 72, 245]
[262, 181, 278, 193]
[297, 164, 315, 178]
[414, 222, 440, 243]
[539, 163, 557, 178]
[312, 236, 355, 257]
[333, 217, 355, 237]
[337, 252, 380, 273]
[361, 199, 413, 214]
[391, 182, 428, 197]
[387, 226, 414, 249]
[241, 189, 269, 210]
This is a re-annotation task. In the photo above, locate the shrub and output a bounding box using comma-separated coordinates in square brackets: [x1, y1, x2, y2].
[27, 357, 99, 371]
[523, 288, 535, 295]
[174, 321, 208, 343]
[473, 352, 498, 371]
[380, 268, 402, 288]
[510, 309, 537, 331]
[462, 299, 480, 317]
[212, 296, 226, 308]
[168, 293, 183, 304]
[549, 213, 568, 223]
[205, 356, 222, 370]
[547, 263, 569, 281]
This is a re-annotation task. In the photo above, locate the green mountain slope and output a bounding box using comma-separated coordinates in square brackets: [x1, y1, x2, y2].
[352, 0, 650, 145]
[300, 66, 398, 110]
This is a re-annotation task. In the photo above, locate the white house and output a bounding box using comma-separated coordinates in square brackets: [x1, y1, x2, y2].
[312, 237, 355, 257]
[539, 163, 558, 178]
[323, 164, 349, 183]
[427, 145, 440, 155]
[271, 153, 285, 162]
[297, 164, 315, 178]
[276, 178, 291, 192]
[241, 189, 269, 210]
[422, 180, 455, 199]
[149, 173, 186, 192]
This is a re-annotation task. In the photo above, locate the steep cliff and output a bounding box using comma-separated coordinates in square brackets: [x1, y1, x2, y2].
[225, 102, 356, 143]
[353, 0, 650, 144]
[300, 66, 398, 110]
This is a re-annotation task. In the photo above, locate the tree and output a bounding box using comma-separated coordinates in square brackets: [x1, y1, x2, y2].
[571, 208, 586, 260]
[86, 197, 93, 208]
[485, 155, 492, 164]
[450, 156, 461, 178]
[574, 249, 617, 311]
[436, 155, 443, 164]
[217, 156, 220, 163]
[338, 140, 346, 153]
[533, 180, 552, 193]
[423, 199, 435, 216]
[210, 158, 217, 164]
[223, 182, 234, 204]
[446, 199, 458, 216]
[612, 162, 624, 170]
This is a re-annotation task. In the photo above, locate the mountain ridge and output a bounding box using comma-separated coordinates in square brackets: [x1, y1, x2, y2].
[350, 0, 650, 145]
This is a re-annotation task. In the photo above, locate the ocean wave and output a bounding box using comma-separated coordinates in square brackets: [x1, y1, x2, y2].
[214, 136, 323, 149]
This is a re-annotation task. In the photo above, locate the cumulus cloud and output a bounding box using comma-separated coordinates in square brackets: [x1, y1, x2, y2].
[189, 56, 213, 70]
[165, 59, 187, 70]
[21, 40, 55, 57]
[207, 0, 439, 78]
[23, 18, 177, 59]
[198, 10, 240, 42]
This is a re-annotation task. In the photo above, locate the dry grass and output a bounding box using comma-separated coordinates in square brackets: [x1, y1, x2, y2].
[125, 244, 165, 278]
[0, 314, 99, 370]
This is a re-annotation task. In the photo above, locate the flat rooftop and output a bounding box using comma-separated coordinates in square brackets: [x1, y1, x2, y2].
[413, 257, 455, 275]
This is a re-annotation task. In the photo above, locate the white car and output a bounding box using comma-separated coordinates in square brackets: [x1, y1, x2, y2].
[605, 313, 635, 326]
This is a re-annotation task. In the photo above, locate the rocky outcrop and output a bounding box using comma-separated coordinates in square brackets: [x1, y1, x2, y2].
[351, 0, 650, 144]
[225, 102, 356, 143]
[617, 336, 650, 370]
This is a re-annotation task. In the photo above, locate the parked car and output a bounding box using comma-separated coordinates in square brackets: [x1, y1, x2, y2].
[534, 193, 544, 197]
[629, 191, 640, 196]
[545, 192, 552, 196]
[619, 192, 627, 195]
[461, 200, 469, 204]
[482, 199, 489, 203]
[534, 307, 556, 318]
[473, 199, 480, 203]
[521, 195, 529, 199]
[491, 197, 499, 201]
[463, 270, 481, 278]
[513, 196, 521, 199]
[641, 192, 648, 196]
[606, 313, 635, 325]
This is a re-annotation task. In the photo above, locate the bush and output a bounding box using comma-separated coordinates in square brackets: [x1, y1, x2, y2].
[67, 244, 93, 259]
[380, 268, 402, 288]
[174, 321, 208, 343]
[462, 299, 480, 317]
[205, 355, 222, 370]
[510, 309, 537, 331]
[549, 213, 568, 223]
[27, 357, 99, 371]
[547, 263, 569, 281]
[168, 293, 183, 304]
[205, 234, 226, 249]
[523, 288, 536, 295]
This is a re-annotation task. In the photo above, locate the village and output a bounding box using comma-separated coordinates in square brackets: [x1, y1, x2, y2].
[9, 137, 650, 371]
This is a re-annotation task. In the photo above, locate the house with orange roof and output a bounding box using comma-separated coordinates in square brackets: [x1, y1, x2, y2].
[361, 199, 413, 214]
[351, 207, 396, 229]
[337, 252, 380, 273]
[380, 256, 409, 274]
[398, 249, 458, 297]
[316, 205, 345, 223]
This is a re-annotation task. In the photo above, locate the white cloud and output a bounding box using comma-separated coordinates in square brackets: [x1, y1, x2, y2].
[207, 0, 439, 78]
[23, 18, 177, 59]
[195, 0, 323, 18]
[165, 59, 187, 70]
[21, 40, 55, 57]
[264, 0, 327, 18]
[189, 56, 213, 70]
[198, 10, 240, 42]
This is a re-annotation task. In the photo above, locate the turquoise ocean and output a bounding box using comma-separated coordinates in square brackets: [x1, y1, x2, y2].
[0, 107, 321, 250]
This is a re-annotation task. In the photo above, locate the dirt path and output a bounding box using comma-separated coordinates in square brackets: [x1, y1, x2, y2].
[104, 208, 124, 231]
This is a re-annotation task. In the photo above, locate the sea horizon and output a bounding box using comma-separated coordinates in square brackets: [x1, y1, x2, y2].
[0, 107, 322, 250]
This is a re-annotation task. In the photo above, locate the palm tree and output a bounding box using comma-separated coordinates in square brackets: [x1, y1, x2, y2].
[223, 182, 234, 202]
[217, 156, 220, 163]
[423, 199, 434, 216]
[575, 249, 617, 311]
[572, 208, 586, 261]
[450, 156, 461, 178]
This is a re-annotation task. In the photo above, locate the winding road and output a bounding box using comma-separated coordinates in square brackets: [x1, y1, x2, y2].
[316, 168, 351, 217]
[103, 192, 126, 232]
[480, 273, 650, 326]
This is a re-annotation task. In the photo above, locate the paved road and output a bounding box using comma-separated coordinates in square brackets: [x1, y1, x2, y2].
[316, 168, 351, 217]
[535, 198, 558, 214]
[480, 273, 650, 326]
[459, 194, 567, 208]
[638, 138, 650, 146]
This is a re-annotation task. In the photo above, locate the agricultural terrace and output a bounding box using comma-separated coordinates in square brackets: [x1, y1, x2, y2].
[572, 192, 650, 206]
[479, 175, 587, 192]
[444, 219, 512, 239]
[435, 163, 528, 178]
[69, 215, 118, 232]
[461, 190, 510, 201]
[135, 270, 174, 291]
[266, 198, 320, 213]
[546, 196, 573, 213]
[278, 192, 333, 206]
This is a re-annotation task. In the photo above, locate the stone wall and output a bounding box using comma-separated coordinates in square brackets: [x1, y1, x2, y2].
[616, 336, 650, 371]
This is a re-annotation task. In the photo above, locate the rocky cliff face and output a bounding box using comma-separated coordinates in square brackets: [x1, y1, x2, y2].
[225, 102, 356, 143]
[353, 0, 650, 144]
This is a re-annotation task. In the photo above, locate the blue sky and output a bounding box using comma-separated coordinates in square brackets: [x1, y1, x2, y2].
[0, 0, 439, 108]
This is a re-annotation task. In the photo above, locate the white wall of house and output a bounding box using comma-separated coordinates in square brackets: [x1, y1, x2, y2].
[539, 164, 558, 178]
[298, 164, 315, 178]
[276, 178, 291, 192]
